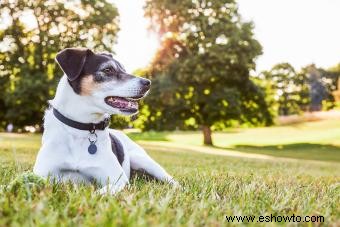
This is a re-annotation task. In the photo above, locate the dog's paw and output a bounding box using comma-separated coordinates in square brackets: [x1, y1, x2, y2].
[168, 178, 182, 189]
[96, 186, 112, 195]
[96, 183, 126, 196]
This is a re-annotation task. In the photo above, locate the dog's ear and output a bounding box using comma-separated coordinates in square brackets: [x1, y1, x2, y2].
[55, 48, 93, 81]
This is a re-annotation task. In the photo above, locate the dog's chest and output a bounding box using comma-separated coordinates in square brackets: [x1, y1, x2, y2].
[65, 133, 112, 167]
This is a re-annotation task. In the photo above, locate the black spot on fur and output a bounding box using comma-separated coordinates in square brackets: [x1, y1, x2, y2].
[109, 133, 124, 166]
[68, 77, 82, 94]
[68, 52, 113, 94]
[66, 52, 130, 94]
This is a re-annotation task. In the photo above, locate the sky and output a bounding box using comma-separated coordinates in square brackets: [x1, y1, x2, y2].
[113, 0, 159, 73]
[114, 0, 340, 73]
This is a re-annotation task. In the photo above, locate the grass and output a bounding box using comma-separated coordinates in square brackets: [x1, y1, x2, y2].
[0, 119, 339, 226]
[128, 119, 340, 162]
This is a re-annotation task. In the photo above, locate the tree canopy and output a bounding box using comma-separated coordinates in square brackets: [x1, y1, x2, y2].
[143, 0, 273, 145]
[260, 63, 309, 116]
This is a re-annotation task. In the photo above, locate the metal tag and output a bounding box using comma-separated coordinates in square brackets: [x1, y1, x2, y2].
[88, 142, 97, 154]
[88, 132, 98, 155]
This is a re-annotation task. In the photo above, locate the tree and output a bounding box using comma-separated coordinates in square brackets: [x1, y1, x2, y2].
[0, 0, 119, 130]
[327, 63, 340, 85]
[319, 64, 340, 109]
[261, 63, 309, 116]
[303, 65, 327, 111]
[300, 64, 338, 111]
[328, 63, 340, 104]
[143, 0, 273, 145]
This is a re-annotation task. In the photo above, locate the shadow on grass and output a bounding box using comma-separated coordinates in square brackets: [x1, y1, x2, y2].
[228, 143, 340, 162]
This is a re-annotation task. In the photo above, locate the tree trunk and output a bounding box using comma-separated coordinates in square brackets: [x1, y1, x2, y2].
[202, 125, 213, 146]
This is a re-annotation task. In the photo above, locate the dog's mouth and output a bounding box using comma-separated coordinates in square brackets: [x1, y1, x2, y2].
[104, 96, 141, 113]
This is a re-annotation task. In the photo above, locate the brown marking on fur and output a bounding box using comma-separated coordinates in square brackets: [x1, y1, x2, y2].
[80, 75, 97, 96]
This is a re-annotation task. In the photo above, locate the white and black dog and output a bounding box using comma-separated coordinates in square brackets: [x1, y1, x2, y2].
[33, 48, 178, 194]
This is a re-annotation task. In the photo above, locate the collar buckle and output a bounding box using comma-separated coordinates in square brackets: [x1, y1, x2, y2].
[89, 124, 96, 134]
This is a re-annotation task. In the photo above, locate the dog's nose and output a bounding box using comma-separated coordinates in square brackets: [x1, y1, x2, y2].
[140, 79, 151, 88]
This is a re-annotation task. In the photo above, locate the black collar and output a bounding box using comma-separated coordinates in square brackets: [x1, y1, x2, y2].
[52, 108, 110, 132]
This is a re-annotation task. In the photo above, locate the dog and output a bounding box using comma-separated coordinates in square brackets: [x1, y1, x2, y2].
[33, 48, 178, 194]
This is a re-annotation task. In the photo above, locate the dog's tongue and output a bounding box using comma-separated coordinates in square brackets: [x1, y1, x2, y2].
[107, 97, 138, 109]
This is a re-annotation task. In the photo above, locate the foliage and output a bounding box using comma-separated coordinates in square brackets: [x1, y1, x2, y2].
[260, 63, 340, 116]
[0, 131, 339, 226]
[0, 0, 119, 130]
[327, 63, 340, 88]
[143, 0, 273, 144]
[110, 115, 130, 129]
[318, 64, 340, 109]
[260, 63, 309, 116]
[301, 64, 339, 111]
[250, 76, 278, 120]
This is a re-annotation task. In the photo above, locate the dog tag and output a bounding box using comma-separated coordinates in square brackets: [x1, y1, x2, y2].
[88, 142, 97, 154]
[88, 132, 98, 155]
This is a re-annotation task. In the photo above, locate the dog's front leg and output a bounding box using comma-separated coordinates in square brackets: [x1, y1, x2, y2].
[97, 173, 127, 195]
[129, 149, 179, 187]
[101, 169, 129, 195]
[82, 159, 129, 195]
[110, 130, 179, 187]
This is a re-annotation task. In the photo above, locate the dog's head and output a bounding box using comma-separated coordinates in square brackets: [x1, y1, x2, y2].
[55, 48, 151, 116]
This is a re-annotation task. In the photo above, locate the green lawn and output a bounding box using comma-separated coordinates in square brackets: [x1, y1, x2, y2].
[128, 119, 340, 162]
[0, 119, 339, 226]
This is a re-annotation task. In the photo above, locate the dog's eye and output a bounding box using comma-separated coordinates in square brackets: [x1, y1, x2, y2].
[102, 67, 114, 74]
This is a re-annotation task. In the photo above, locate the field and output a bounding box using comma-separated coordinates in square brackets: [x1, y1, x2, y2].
[0, 119, 339, 226]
